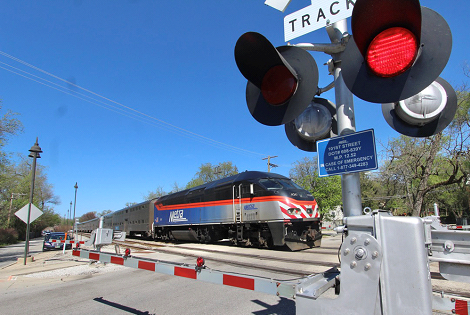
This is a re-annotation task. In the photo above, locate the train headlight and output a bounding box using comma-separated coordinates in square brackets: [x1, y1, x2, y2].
[288, 208, 300, 214]
[306, 208, 313, 215]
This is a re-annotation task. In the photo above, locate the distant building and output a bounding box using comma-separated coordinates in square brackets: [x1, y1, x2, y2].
[321, 206, 343, 230]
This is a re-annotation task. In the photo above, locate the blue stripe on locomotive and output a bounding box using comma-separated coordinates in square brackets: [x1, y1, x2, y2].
[154, 204, 233, 226]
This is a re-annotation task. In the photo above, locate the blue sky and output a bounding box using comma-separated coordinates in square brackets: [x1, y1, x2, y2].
[1, 0, 469, 218]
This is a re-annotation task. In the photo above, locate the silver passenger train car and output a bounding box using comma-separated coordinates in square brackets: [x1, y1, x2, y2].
[76, 200, 154, 238]
[77, 171, 322, 250]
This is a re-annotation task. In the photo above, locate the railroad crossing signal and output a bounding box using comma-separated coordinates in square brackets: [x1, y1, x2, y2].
[381, 77, 457, 137]
[341, 0, 453, 104]
[234, 32, 319, 126]
[285, 98, 337, 152]
[235, 0, 457, 142]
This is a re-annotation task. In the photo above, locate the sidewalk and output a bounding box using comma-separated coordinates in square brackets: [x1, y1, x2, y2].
[0, 248, 115, 290]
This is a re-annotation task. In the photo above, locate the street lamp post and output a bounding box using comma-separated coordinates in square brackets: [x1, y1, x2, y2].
[24, 138, 42, 265]
[73, 183, 78, 237]
[69, 201, 72, 228]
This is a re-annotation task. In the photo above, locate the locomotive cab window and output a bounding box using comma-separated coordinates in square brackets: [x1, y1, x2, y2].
[278, 179, 303, 190]
[259, 179, 283, 190]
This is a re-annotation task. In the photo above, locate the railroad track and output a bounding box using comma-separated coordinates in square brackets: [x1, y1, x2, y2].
[113, 238, 339, 277]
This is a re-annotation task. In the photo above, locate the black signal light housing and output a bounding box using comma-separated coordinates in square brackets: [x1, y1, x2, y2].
[235, 32, 319, 126]
[341, 0, 452, 104]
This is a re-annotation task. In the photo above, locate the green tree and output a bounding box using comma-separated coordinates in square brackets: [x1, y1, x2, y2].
[289, 157, 342, 218]
[359, 172, 384, 210]
[0, 106, 24, 227]
[186, 161, 238, 189]
[0, 106, 62, 240]
[381, 86, 469, 217]
[0, 105, 23, 155]
[4, 158, 61, 238]
[79, 211, 97, 222]
[144, 186, 167, 200]
[97, 209, 113, 217]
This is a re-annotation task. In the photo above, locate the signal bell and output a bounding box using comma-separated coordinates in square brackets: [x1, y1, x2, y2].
[341, 0, 452, 104]
[234, 32, 319, 126]
[285, 98, 337, 152]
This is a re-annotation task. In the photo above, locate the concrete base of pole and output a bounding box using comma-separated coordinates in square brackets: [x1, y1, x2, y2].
[17, 256, 34, 264]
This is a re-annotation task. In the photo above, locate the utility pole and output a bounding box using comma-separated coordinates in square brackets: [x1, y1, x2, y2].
[262, 156, 278, 172]
[69, 201, 72, 227]
[73, 182, 78, 238]
[214, 166, 222, 178]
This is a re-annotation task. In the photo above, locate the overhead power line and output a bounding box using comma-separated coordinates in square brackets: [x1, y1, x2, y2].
[0, 51, 266, 158]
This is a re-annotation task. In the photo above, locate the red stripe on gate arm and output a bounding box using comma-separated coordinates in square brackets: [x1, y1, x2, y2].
[111, 256, 124, 265]
[72, 250, 80, 257]
[174, 267, 197, 279]
[455, 299, 469, 315]
[223, 274, 255, 290]
[89, 253, 100, 260]
[138, 261, 155, 272]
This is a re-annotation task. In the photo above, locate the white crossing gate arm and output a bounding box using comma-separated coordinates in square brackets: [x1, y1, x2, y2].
[72, 248, 308, 298]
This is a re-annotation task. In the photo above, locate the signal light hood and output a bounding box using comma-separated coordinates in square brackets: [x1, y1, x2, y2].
[381, 77, 457, 137]
[235, 32, 319, 126]
[342, 6, 452, 104]
[285, 98, 337, 152]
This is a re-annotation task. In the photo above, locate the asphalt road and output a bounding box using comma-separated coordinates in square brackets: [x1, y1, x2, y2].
[0, 238, 43, 268]
[1, 259, 295, 315]
[1, 234, 468, 314]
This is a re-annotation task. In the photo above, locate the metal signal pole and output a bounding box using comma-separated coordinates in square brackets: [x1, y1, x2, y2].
[328, 20, 363, 217]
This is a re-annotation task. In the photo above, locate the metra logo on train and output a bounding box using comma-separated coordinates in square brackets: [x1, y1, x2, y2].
[244, 204, 257, 211]
[169, 210, 187, 223]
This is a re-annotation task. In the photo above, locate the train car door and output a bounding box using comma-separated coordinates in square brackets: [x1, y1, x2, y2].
[233, 184, 244, 241]
[232, 184, 242, 223]
[124, 209, 129, 235]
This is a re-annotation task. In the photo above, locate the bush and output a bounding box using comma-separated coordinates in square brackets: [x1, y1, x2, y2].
[0, 228, 19, 246]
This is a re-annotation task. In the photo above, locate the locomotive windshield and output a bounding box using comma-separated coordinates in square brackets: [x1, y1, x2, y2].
[259, 178, 303, 190]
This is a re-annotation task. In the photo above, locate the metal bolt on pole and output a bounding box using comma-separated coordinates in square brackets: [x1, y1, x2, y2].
[24, 138, 42, 265]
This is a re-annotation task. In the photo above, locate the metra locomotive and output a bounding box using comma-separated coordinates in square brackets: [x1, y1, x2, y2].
[77, 171, 322, 250]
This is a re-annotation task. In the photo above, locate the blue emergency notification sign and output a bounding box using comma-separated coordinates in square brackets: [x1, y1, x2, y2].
[317, 129, 378, 177]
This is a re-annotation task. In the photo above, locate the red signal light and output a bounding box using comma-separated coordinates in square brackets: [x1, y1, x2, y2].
[261, 65, 298, 105]
[124, 248, 131, 257]
[196, 257, 205, 268]
[366, 27, 418, 78]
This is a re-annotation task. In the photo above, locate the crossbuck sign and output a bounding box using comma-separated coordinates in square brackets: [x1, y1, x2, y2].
[284, 0, 355, 41]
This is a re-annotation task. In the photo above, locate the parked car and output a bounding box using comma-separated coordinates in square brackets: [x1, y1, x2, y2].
[42, 232, 72, 251]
